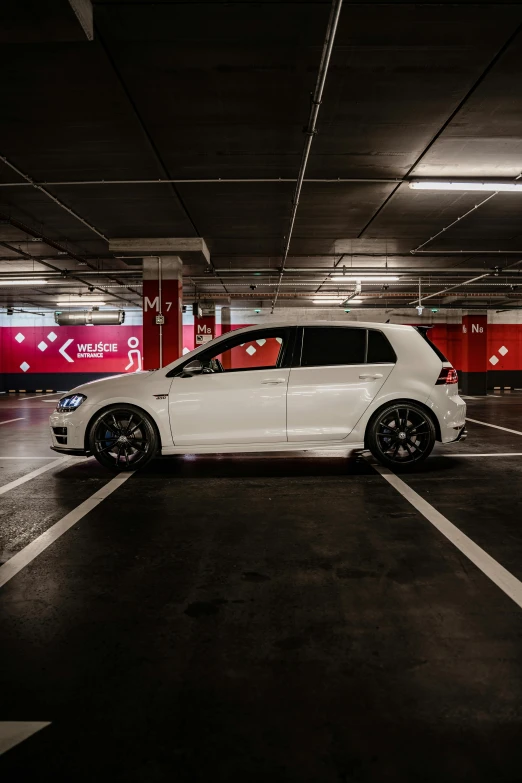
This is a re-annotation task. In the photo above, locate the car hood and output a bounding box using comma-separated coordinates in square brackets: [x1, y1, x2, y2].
[65, 370, 159, 399]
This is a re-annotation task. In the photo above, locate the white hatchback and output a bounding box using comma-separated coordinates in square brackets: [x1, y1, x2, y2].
[49, 321, 467, 471]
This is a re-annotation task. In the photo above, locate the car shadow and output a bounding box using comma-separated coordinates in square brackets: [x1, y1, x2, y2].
[140, 451, 376, 479]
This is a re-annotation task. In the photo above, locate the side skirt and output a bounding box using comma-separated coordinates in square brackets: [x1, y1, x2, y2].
[161, 441, 366, 456]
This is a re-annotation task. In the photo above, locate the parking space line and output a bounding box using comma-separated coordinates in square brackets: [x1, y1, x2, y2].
[373, 463, 522, 611]
[0, 457, 57, 460]
[441, 452, 522, 457]
[466, 417, 522, 436]
[0, 418, 25, 426]
[12, 393, 61, 401]
[0, 722, 51, 756]
[0, 472, 134, 589]
[0, 458, 70, 497]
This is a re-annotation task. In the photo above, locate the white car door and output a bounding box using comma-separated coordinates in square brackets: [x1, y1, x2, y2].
[287, 326, 396, 442]
[168, 328, 294, 446]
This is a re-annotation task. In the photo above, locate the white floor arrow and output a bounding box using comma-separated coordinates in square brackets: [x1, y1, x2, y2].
[59, 338, 74, 363]
[0, 722, 50, 756]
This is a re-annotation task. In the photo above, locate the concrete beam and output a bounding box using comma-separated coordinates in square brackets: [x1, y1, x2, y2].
[109, 237, 210, 266]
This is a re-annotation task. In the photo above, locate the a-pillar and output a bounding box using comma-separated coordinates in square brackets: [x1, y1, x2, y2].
[194, 302, 216, 348]
[142, 257, 183, 369]
[460, 311, 488, 395]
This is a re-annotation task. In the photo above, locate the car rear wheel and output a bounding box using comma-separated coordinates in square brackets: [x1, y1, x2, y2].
[367, 403, 436, 469]
[88, 405, 158, 472]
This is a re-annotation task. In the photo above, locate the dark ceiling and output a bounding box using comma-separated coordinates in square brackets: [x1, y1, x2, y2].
[2, 0, 522, 312]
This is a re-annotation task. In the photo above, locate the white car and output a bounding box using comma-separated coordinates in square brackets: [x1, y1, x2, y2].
[49, 321, 467, 471]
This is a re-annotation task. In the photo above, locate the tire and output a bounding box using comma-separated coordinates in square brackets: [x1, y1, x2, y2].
[367, 402, 436, 470]
[88, 405, 159, 472]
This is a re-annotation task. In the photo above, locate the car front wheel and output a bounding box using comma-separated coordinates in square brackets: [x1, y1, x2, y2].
[367, 403, 436, 469]
[88, 405, 158, 472]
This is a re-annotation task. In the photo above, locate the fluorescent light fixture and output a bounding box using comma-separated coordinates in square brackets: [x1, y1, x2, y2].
[0, 279, 48, 286]
[334, 276, 399, 283]
[410, 181, 522, 192]
[312, 298, 344, 304]
[56, 300, 107, 306]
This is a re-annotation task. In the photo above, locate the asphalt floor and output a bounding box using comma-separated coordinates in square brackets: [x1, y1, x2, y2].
[0, 391, 521, 782]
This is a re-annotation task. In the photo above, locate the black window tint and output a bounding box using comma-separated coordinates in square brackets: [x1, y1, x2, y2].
[301, 327, 366, 367]
[367, 330, 396, 363]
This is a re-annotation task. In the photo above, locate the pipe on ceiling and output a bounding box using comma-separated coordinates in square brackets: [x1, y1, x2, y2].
[271, 0, 344, 313]
[0, 155, 108, 241]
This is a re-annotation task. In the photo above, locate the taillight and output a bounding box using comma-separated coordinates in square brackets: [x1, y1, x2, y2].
[436, 367, 458, 385]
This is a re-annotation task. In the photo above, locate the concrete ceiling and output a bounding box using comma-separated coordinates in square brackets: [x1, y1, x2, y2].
[2, 0, 522, 312]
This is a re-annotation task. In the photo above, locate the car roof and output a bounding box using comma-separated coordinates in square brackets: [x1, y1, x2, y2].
[226, 320, 415, 335]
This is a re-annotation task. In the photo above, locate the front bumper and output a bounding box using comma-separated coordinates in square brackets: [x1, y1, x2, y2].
[49, 405, 92, 452]
[50, 446, 89, 456]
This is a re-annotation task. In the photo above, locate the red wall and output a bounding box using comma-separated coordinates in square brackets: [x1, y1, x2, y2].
[1, 326, 144, 374]
[2, 322, 522, 377]
[429, 323, 522, 373]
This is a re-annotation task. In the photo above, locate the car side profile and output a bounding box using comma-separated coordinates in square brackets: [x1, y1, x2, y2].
[49, 321, 467, 471]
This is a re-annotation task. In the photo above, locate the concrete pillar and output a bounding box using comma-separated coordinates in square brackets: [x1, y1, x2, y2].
[460, 312, 488, 395]
[142, 257, 182, 369]
[220, 306, 233, 336]
[194, 302, 216, 348]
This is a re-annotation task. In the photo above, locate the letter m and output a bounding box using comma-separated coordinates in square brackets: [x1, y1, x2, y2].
[144, 296, 159, 312]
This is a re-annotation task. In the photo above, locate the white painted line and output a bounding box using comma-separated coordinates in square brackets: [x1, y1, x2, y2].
[441, 452, 522, 458]
[466, 417, 522, 436]
[0, 458, 70, 497]
[0, 472, 134, 589]
[0, 722, 51, 756]
[0, 418, 25, 426]
[16, 393, 61, 401]
[0, 456, 57, 460]
[373, 463, 522, 610]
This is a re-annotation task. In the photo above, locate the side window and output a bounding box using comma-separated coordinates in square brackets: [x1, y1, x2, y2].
[301, 327, 366, 367]
[367, 330, 397, 363]
[208, 333, 286, 372]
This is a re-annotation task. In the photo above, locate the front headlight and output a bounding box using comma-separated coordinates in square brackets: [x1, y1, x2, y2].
[56, 394, 87, 412]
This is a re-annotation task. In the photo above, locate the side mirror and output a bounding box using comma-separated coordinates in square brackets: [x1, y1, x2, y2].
[181, 359, 204, 377]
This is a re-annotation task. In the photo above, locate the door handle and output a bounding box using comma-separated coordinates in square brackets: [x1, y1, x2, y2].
[359, 373, 383, 380]
[261, 378, 286, 385]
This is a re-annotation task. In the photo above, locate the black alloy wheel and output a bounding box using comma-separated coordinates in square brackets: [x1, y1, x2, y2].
[88, 406, 158, 472]
[367, 403, 436, 469]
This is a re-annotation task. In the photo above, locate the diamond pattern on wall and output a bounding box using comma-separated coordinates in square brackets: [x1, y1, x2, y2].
[38, 341, 48, 352]
[47, 331, 57, 342]
[246, 345, 256, 356]
[498, 345, 508, 356]
[489, 355, 499, 366]
[20, 362, 30, 372]
[15, 333, 25, 343]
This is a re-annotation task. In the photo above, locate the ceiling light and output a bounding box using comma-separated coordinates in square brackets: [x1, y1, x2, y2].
[410, 181, 522, 192]
[0, 279, 48, 286]
[330, 275, 399, 282]
[312, 299, 344, 304]
[56, 300, 107, 306]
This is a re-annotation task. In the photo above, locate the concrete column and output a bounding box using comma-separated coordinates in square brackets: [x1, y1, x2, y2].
[460, 312, 488, 395]
[194, 302, 216, 347]
[142, 257, 182, 369]
[220, 306, 232, 336]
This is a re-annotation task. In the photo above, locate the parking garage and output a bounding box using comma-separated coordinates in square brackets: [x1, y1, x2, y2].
[2, 1, 522, 780]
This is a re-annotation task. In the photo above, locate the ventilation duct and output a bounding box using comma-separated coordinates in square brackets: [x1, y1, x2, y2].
[54, 310, 125, 326]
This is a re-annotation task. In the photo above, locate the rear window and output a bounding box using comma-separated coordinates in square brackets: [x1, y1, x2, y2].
[367, 330, 396, 363]
[416, 328, 448, 362]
